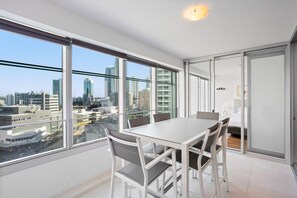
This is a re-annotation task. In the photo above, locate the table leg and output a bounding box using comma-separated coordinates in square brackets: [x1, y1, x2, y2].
[181, 144, 189, 198]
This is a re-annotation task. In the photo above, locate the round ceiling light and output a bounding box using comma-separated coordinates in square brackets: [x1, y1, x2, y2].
[184, 5, 208, 21]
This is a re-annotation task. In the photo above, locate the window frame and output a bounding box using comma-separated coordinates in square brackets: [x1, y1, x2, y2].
[0, 18, 178, 170]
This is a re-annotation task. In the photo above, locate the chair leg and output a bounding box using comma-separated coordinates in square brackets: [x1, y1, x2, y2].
[122, 181, 128, 198]
[192, 169, 198, 179]
[198, 169, 204, 198]
[142, 187, 147, 198]
[223, 148, 229, 191]
[110, 174, 115, 198]
[138, 190, 142, 198]
[152, 143, 161, 192]
[161, 172, 165, 194]
[172, 149, 177, 198]
[213, 156, 221, 198]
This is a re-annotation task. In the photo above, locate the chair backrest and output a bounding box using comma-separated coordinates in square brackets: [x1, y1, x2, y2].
[105, 129, 143, 166]
[201, 122, 222, 154]
[128, 117, 149, 128]
[218, 117, 230, 138]
[153, 113, 171, 123]
[197, 111, 219, 120]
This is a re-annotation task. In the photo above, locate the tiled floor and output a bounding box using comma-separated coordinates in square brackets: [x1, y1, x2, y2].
[81, 151, 297, 198]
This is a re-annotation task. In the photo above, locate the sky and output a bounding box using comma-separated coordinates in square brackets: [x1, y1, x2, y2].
[0, 29, 150, 98]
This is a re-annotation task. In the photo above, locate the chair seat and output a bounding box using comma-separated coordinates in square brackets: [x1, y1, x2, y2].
[193, 141, 222, 153]
[118, 156, 171, 186]
[143, 145, 166, 155]
[169, 150, 210, 170]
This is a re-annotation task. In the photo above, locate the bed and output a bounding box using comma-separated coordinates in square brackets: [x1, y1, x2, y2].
[227, 107, 247, 137]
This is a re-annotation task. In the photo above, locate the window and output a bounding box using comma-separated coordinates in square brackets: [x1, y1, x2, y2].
[0, 19, 179, 166]
[126, 62, 151, 122]
[0, 29, 64, 163]
[72, 45, 119, 145]
[156, 68, 177, 118]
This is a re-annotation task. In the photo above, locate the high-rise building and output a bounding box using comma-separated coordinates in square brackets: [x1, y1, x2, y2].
[105, 67, 116, 97]
[138, 88, 150, 110]
[83, 78, 94, 105]
[53, 79, 62, 108]
[156, 69, 175, 116]
[13, 92, 59, 111]
[105, 59, 119, 98]
[6, 94, 15, 106]
[132, 78, 139, 99]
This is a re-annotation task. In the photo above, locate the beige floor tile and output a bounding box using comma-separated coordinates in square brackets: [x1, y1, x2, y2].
[81, 151, 297, 198]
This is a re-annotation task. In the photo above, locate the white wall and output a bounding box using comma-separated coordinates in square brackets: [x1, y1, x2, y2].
[0, 145, 112, 198]
[0, 0, 183, 197]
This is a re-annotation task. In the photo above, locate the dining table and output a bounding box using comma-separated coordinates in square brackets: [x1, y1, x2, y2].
[123, 117, 219, 198]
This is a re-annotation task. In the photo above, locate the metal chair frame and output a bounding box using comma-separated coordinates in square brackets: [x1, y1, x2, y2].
[106, 129, 177, 198]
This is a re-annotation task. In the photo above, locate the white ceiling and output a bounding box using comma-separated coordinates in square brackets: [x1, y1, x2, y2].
[51, 0, 297, 59]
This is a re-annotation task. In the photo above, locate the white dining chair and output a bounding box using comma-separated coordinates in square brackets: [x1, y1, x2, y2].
[105, 129, 177, 198]
[193, 117, 230, 192]
[197, 111, 219, 120]
[174, 122, 222, 198]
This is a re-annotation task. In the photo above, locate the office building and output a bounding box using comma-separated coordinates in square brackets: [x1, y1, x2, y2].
[156, 68, 174, 114]
[138, 88, 150, 110]
[83, 78, 94, 105]
[53, 79, 62, 108]
[132, 78, 139, 99]
[5, 94, 15, 106]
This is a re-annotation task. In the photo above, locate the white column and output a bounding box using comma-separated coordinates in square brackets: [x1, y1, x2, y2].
[118, 58, 127, 131]
[63, 45, 73, 148]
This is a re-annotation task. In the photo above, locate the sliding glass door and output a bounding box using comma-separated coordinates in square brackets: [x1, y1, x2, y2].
[214, 55, 244, 150]
[189, 60, 211, 116]
[246, 49, 285, 157]
[187, 46, 287, 158]
[190, 75, 210, 116]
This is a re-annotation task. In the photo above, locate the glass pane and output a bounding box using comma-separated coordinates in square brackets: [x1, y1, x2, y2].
[0, 29, 62, 68]
[126, 80, 150, 112]
[249, 54, 285, 157]
[72, 45, 119, 75]
[72, 48, 119, 145]
[73, 114, 118, 145]
[0, 30, 64, 163]
[190, 75, 198, 116]
[200, 79, 205, 111]
[0, 121, 64, 163]
[126, 62, 151, 80]
[189, 61, 210, 79]
[215, 56, 243, 150]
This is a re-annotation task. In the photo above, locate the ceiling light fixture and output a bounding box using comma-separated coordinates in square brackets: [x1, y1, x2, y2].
[184, 5, 208, 21]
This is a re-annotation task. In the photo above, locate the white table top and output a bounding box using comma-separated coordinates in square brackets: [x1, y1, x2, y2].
[124, 117, 218, 145]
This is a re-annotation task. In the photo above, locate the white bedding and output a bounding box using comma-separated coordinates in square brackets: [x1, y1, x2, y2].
[228, 108, 247, 128]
